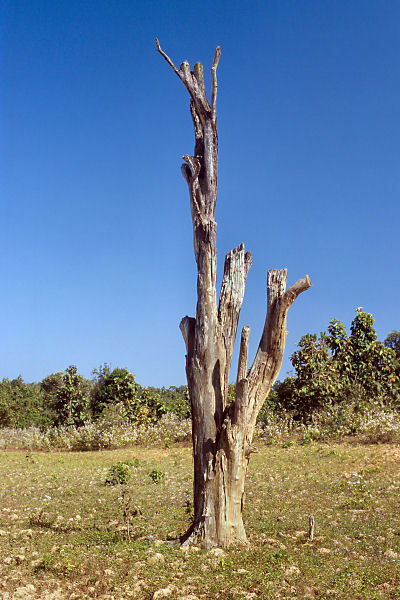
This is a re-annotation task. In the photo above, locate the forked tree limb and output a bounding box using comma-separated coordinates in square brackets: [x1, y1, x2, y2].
[246, 269, 311, 422]
[218, 245, 252, 391]
[156, 39, 218, 124]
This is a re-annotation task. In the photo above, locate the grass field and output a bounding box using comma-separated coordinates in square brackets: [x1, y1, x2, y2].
[1, 442, 399, 599]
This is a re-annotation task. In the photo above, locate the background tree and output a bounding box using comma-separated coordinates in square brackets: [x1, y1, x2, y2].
[156, 41, 311, 548]
[92, 367, 167, 424]
[53, 365, 89, 427]
[290, 333, 338, 420]
[288, 308, 400, 421]
[0, 376, 54, 429]
[90, 363, 112, 417]
[384, 331, 400, 360]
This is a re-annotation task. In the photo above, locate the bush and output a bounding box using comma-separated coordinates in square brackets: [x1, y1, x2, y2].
[0, 413, 192, 451]
[147, 469, 165, 484]
[105, 460, 139, 485]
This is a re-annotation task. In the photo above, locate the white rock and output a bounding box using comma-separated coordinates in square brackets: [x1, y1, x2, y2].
[153, 585, 179, 599]
[209, 547, 225, 557]
[13, 585, 35, 599]
[147, 552, 165, 565]
[284, 565, 301, 578]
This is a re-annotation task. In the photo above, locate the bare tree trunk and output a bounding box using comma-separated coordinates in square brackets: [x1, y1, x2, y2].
[156, 41, 311, 548]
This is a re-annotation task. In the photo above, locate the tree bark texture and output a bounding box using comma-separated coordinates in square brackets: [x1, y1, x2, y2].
[157, 40, 311, 548]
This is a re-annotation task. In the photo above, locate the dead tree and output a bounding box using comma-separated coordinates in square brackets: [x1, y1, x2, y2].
[156, 40, 311, 549]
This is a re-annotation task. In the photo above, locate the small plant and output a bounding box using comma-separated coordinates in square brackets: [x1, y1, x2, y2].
[148, 469, 165, 484]
[104, 459, 139, 486]
[300, 433, 312, 446]
[185, 499, 194, 522]
[118, 488, 142, 540]
[28, 494, 55, 528]
[282, 440, 296, 448]
[32, 553, 53, 573]
[330, 448, 343, 458]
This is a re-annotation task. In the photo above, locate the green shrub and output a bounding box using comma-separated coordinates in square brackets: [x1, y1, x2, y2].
[104, 459, 140, 485]
[147, 469, 165, 484]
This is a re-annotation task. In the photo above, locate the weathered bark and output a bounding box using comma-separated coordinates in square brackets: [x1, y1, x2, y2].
[157, 40, 311, 548]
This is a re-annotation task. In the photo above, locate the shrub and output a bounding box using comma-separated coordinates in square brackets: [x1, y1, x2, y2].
[147, 469, 165, 484]
[105, 460, 139, 485]
[0, 414, 192, 451]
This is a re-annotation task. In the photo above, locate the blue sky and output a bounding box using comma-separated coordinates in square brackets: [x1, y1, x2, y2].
[1, 0, 399, 386]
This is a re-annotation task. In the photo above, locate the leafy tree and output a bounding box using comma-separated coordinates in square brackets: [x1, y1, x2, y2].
[258, 376, 296, 423]
[90, 363, 112, 417]
[288, 308, 400, 421]
[349, 307, 377, 381]
[137, 387, 167, 424]
[384, 331, 400, 360]
[0, 376, 54, 429]
[290, 333, 340, 419]
[53, 365, 89, 427]
[348, 309, 399, 401]
[92, 367, 167, 423]
[144, 385, 190, 419]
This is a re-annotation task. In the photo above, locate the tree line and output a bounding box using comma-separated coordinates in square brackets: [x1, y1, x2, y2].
[0, 364, 189, 429]
[1, 308, 399, 431]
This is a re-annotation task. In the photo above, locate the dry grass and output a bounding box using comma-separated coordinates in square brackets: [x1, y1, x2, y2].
[0, 442, 399, 599]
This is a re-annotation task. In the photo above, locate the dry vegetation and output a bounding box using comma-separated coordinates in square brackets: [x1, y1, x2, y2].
[1, 442, 400, 599]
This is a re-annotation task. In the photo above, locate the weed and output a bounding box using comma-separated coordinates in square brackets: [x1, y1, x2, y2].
[118, 488, 142, 540]
[104, 459, 139, 485]
[28, 494, 55, 528]
[147, 469, 165, 483]
[282, 440, 296, 448]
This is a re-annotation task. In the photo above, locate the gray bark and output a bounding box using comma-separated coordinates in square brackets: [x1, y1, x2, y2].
[157, 40, 311, 548]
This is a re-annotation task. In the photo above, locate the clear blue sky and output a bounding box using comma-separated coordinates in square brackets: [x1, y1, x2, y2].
[1, 1, 399, 386]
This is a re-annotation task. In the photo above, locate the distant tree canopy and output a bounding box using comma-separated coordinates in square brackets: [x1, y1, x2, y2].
[266, 308, 400, 422]
[385, 330, 400, 360]
[0, 376, 55, 429]
[0, 364, 189, 429]
[90, 367, 171, 424]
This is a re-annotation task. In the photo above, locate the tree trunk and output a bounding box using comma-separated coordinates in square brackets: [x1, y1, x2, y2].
[156, 41, 311, 548]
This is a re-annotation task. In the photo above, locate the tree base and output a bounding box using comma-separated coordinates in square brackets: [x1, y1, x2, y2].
[180, 518, 248, 550]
